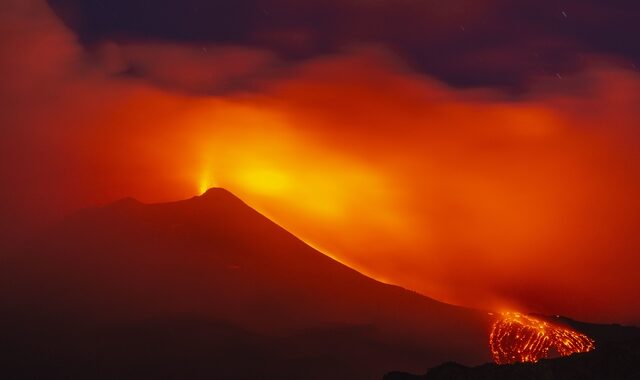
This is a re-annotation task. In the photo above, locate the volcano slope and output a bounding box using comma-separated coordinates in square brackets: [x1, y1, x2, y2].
[1, 188, 491, 380]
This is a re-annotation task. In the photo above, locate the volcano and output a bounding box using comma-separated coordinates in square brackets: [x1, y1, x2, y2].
[1, 188, 491, 379]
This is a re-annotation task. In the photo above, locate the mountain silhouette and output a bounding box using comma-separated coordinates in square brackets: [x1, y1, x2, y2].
[1, 188, 491, 380]
[385, 339, 640, 380]
[385, 317, 640, 380]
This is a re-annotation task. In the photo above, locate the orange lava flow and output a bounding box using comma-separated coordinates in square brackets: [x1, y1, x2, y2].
[489, 312, 595, 364]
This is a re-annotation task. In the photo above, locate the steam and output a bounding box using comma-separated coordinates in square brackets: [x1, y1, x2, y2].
[2, 0, 640, 323]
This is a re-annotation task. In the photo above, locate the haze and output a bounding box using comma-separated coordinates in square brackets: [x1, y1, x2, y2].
[2, 0, 640, 324]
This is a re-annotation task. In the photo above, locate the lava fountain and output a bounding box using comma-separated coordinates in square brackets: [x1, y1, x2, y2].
[489, 312, 595, 364]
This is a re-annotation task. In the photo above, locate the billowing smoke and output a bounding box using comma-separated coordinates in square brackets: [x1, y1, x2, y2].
[2, 0, 640, 323]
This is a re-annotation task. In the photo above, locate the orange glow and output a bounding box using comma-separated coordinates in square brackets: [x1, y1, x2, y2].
[489, 312, 595, 364]
[198, 169, 218, 195]
[4, 1, 640, 324]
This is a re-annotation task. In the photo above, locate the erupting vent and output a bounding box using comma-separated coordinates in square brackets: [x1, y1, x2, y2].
[489, 312, 595, 364]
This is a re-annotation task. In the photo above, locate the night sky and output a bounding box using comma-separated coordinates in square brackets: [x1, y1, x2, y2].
[49, 0, 640, 90]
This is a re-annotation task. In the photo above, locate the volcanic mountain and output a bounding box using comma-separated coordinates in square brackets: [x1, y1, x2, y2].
[1, 188, 492, 379]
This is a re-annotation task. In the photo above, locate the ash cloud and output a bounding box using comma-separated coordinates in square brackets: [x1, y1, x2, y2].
[47, 0, 640, 90]
[2, 0, 640, 324]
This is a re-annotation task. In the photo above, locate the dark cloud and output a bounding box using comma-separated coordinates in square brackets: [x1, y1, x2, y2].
[48, 0, 640, 91]
[98, 42, 281, 95]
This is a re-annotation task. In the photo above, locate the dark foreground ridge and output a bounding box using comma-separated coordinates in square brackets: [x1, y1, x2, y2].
[385, 318, 640, 380]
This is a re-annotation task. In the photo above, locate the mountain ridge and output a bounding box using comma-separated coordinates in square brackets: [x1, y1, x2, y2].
[1, 187, 492, 380]
[385, 315, 640, 380]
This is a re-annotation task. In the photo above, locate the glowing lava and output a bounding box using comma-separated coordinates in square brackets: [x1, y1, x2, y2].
[489, 312, 595, 364]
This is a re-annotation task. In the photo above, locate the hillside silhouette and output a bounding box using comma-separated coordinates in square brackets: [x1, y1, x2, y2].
[1, 188, 491, 380]
[385, 317, 640, 380]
